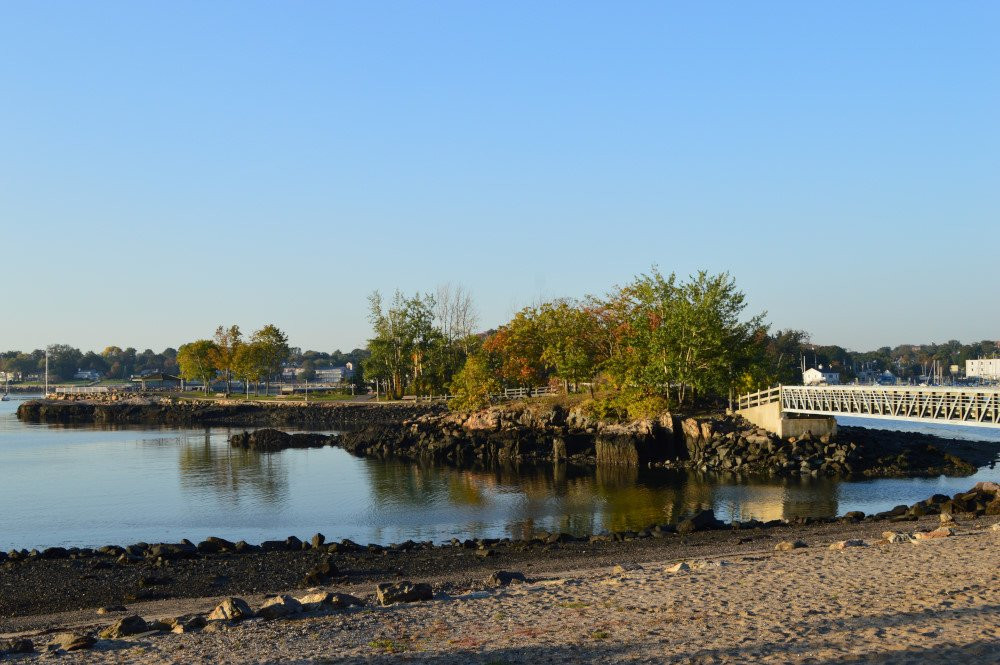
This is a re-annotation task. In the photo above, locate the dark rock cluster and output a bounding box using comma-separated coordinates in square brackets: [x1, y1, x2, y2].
[338, 406, 681, 467]
[677, 417, 857, 475]
[229, 428, 331, 451]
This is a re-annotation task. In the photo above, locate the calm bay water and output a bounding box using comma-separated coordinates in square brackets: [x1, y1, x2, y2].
[2, 395, 1000, 550]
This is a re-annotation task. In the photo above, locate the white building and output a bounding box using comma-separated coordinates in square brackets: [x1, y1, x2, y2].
[314, 366, 353, 383]
[966, 358, 1000, 380]
[803, 367, 840, 386]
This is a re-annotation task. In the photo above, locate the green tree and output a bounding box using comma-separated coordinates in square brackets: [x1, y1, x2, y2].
[250, 324, 290, 395]
[177, 340, 219, 392]
[233, 341, 266, 396]
[300, 358, 317, 382]
[365, 291, 437, 399]
[536, 299, 603, 392]
[450, 354, 500, 411]
[45, 344, 83, 381]
[603, 269, 764, 406]
[210, 325, 242, 395]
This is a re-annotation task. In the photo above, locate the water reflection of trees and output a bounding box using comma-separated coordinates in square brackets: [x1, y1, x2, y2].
[360, 458, 843, 541]
[177, 430, 287, 505]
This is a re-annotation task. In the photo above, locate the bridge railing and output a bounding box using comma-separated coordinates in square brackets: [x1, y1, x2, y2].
[737, 386, 782, 410]
[779, 384, 1000, 426]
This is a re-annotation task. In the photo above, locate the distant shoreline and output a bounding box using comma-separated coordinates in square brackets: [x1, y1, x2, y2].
[14, 397, 443, 429]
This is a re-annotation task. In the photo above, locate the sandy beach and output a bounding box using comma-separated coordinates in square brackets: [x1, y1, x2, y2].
[4, 515, 999, 664]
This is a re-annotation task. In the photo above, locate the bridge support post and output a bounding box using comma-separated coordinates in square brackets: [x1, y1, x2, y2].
[736, 400, 837, 439]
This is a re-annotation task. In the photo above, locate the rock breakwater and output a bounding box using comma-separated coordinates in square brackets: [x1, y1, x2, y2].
[16, 398, 442, 428]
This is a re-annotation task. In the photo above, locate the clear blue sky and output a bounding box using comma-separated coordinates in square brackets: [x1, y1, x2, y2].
[2, 2, 997, 353]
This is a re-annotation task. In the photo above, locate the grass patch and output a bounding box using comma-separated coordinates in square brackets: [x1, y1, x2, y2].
[589, 630, 610, 640]
[368, 639, 407, 653]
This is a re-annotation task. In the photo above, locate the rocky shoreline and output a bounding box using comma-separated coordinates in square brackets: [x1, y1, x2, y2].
[15, 398, 442, 429]
[17, 397, 992, 479]
[5, 514, 998, 664]
[2, 482, 998, 626]
[331, 403, 987, 479]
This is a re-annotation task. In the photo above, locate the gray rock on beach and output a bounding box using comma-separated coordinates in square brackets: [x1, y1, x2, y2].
[171, 615, 208, 633]
[98, 615, 148, 639]
[47, 632, 96, 651]
[208, 597, 254, 621]
[376, 581, 433, 605]
[485, 570, 527, 587]
[677, 509, 721, 535]
[774, 540, 808, 551]
[257, 595, 303, 619]
[0, 639, 34, 656]
[297, 592, 364, 611]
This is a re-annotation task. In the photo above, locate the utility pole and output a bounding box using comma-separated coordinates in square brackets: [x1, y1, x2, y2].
[44, 347, 49, 396]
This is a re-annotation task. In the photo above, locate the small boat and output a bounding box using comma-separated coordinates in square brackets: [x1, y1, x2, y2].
[1, 376, 10, 400]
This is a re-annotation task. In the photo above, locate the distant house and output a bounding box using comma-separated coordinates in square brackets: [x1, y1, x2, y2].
[803, 367, 840, 386]
[73, 370, 102, 381]
[966, 358, 1000, 381]
[313, 366, 354, 383]
[283, 363, 356, 383]
[131, 373, 182, 389]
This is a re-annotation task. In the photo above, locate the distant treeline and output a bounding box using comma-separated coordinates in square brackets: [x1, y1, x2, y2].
[3, 269, 996, 408]
[0, 342, 368, 384]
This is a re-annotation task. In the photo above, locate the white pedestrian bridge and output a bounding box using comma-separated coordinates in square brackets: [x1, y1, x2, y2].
[738, 384, 1000, 430]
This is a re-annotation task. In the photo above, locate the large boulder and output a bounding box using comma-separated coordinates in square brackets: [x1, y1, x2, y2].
[98, 615, 148, 639]
[973, 481, 1000, 495]
[376, 581, 433, 606]
[208, 597, 254, 622]
[677, 509, 722, 535]
[257, 595, 303, 619]
[297, 592, 364, 611]
[0, 639, 33, 656]
[48, 633, 96, 651]
[304, 559, 338, 585]
[484, 570, 527, 588]
[197, 537, 236, 554]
